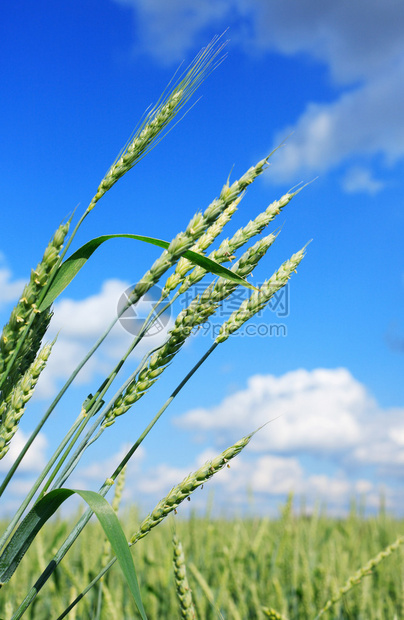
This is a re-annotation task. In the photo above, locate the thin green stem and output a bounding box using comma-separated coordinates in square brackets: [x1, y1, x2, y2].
[1, 312, 121, 491]
[45, 294, 177, 492]
[0, 413, 85, 553]
[46, 344, 162, 493]
[57, 557, 116, 619]
[10, 341, 218, 618]
[1, 287, 172, 507]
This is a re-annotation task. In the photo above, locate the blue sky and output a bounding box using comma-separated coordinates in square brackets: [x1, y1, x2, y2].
[1, 1, 404, 518]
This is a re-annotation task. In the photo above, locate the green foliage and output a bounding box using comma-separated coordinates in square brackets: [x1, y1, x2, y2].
[38, 233, 256, 312]
[1, 503, 403, 619]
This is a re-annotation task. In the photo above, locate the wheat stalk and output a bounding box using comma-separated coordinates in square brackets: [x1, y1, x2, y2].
[0, 340, 54, 459]
[87, 35, 226, 212]
[315, 534, 404, 619]
[173, 534, 197, 619]
[130, 432, 253, 544]
[0, 221, 69, 395]
[216, 245, 307, 343]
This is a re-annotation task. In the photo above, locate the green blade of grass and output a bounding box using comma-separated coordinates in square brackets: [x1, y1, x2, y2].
[0, 489, 147, 620]
[38, 233, 257, 311]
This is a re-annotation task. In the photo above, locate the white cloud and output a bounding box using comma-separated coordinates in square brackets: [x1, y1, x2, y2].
[114, 0, 404, 83]
[176, 368, 370, 454]
[0, 430, 47, 475]
[269, 59, 404, 183]
[115, 0, 231, 64]
[341, 166, 384, 195]
[175, 368, 404, 475]
[237, 0, 404, 85]
[34, 279, 174, 398]
[113, 1, 404, 186]
[249, 454, 303, 495]
[0, 267, 25, 310]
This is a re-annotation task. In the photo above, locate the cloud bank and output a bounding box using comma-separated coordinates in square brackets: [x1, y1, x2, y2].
[166, 368, 404, 513]
[114, 0, 404, 191]
[175, 368, 404, 472]
[2, 368, 401, 516]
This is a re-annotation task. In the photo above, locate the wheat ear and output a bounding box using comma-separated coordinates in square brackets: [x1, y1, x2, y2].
[162, 193, 242, 298]
[0, 340, 54, 459]
[129, 432, 253, 544]
[87, 36, 225, 212]
[173, 534, 197, 619]
[179, 190, 296, 295]
[0, 221, 69, 393]
[315, 534, 404, 619]
[216, 245, 307, 343]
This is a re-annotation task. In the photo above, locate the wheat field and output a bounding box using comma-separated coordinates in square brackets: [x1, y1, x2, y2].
[1, 497, 403, 619]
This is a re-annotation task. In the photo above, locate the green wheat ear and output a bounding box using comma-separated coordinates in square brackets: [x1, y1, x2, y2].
[173, 533, 197, 619]
[0, 220, 69, 396]
[262, 608, 289, 619]
[87, 34, 227, 212]
[315, 533, 404, 619]
[130, 431, 253, 544]
[0, 340, 54, 460]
